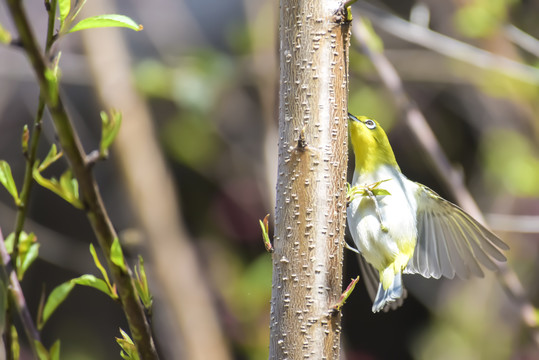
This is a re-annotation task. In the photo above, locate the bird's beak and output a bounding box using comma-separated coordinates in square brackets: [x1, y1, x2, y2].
[348, 113, 359, 122]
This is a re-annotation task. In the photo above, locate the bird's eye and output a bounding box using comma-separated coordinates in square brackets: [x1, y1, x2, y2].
[364, 119, 376, 129]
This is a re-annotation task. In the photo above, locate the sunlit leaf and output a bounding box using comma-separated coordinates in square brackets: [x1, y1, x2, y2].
[134, 256, 152, 310]
[40, 281, 75, 330]
[0, 22, 12, 44]
[11, 326, 19, 359]
[58, 0, 71, 26]
[17, 232, 39, 281]
[49, 340, 61, 360]
[35, 340, 49, 360]
[72, 274, 115, 298]
[38, 144, 63, 172]
[89, 244, 113, 292]
[116, 328, 139, 360]
[59, 169, 80, 205]
[69, 14, 143, 33]
[4, 233, 15, 254]
[40, 273, 117, 330]
[33, 167, 83, 209]
[0, 160, 20, 205]
[110, 237, 127, 272]
[100, 110, 122, 157]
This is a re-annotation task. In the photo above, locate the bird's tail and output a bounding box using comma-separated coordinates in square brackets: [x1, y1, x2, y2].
[372, 271, 404, 313]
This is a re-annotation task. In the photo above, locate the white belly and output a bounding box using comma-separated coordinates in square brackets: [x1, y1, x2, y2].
[347, 165, 418, 271]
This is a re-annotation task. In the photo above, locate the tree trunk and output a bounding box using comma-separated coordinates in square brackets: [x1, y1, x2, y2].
[269, 1, 351, 359]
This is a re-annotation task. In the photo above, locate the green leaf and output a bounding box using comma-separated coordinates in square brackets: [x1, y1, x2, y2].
[59, 169, 80, 204]
[0, 160, 20, 205]
[33, 167, 83, 209]
[4, 232, 15, 254]
[38, 144, 63, 172]
[40, 273, 118, 330]
[49, 340, 61, 360]
[35, 340, 49, 360]
[18, 243, 39, 281]
[116, 328, 140, 360]
[89, 244, 113, 291]
[11, 326, 19, 360]
[370, 188, 391, 196]
[69, 14, 143, 33]
[40, 281, 75, 330]
[0, 22, 12, 44]
[17, 232, 39, 281]
[72, 274, 115, 298]
[111, 237, 127, 272]
[100, 110, 122, 157]
[134, 256, 152, 310]
[58, 0, 71, 26]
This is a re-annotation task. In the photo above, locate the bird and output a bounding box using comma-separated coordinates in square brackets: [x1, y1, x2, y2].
[346, 113, 509, 313]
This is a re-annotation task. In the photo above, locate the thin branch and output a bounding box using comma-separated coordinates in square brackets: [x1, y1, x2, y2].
[504, 24, 539, 58]
[486, 214, 539, 234]
[0, 228, 40, 357]
[352, 15, 539, 348]
[4, 1, 158, 358]
[12, 0, 58, 264]
[355, 0, 539, 84]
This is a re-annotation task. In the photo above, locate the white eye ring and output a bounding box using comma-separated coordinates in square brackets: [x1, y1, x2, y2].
[364, 119, 376, 129]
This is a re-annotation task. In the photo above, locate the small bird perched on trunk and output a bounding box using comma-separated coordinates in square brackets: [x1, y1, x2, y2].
[346, 113, 509, 313]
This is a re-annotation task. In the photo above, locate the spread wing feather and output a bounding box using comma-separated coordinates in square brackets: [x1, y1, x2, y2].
[405, 186, 508, 279]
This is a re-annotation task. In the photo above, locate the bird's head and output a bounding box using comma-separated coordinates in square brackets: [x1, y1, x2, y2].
[348, 113, 399, 175]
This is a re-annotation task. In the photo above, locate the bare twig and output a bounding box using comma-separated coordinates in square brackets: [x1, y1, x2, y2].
[355, 1, 539, 84]
[486, 214, 539, 234]
[504, 24, 539, 58]
[352, 16, 539, 347]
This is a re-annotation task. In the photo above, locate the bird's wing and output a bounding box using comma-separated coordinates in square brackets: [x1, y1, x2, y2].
[405, 185, 509, 280]
[358, 254, 406, 312]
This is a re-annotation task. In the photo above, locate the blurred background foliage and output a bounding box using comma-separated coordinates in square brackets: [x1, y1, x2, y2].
[0, 0, 538, 359]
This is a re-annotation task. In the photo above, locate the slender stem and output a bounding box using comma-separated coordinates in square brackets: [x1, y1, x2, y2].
[12, 0, 56, 256]
[4, 301, 14, 360]
[4, 1, 58, 357]
[4, 0, 158, 358]
[0, 229, 40, 357]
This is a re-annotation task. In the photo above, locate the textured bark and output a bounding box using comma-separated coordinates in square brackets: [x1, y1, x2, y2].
[269, 1, 351, 359]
